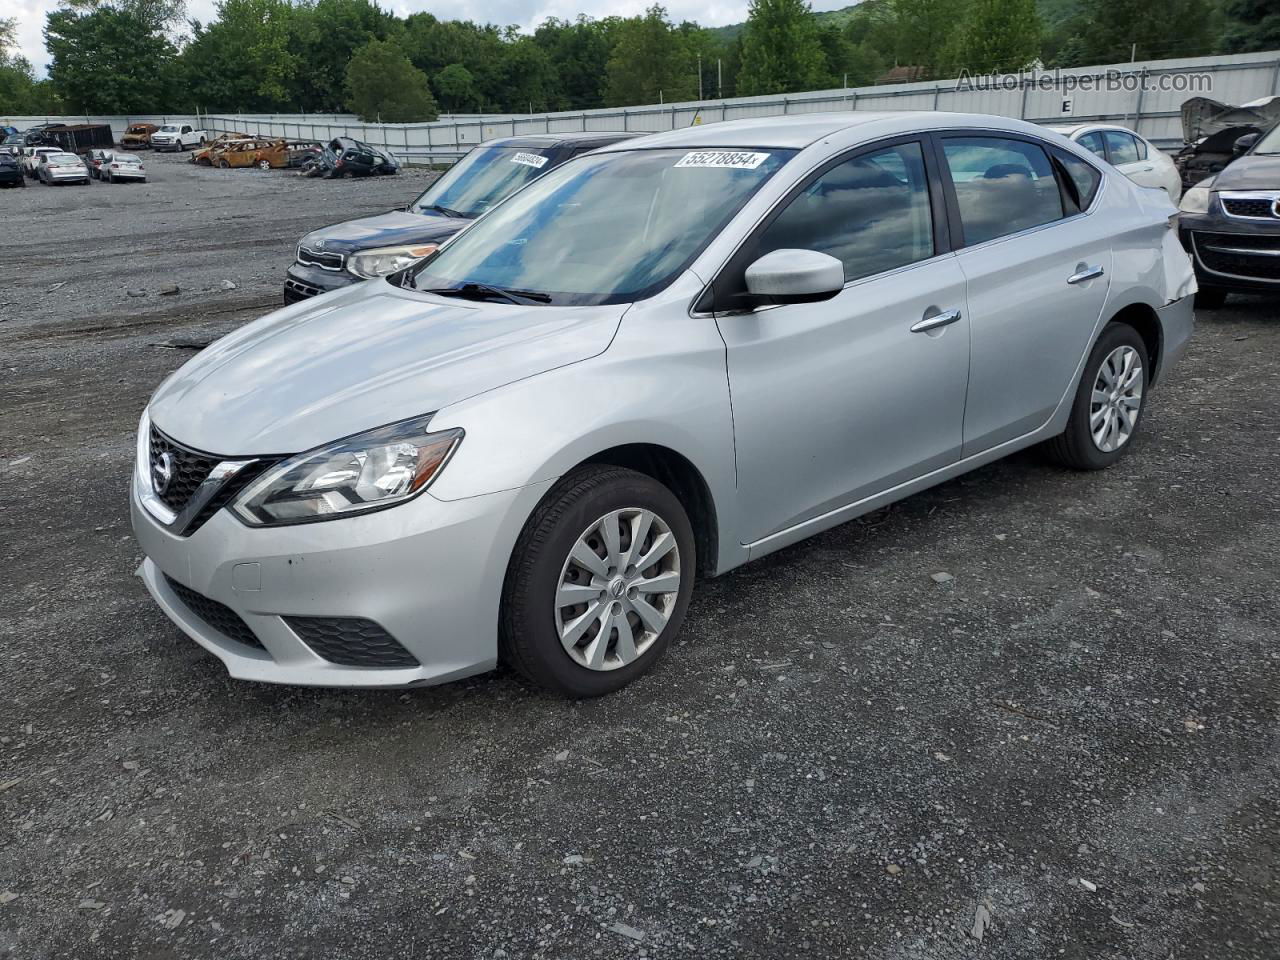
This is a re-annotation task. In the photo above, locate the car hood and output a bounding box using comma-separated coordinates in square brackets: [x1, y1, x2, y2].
[148, 281, 625, 454]
[1211, 155, 1280, 190]
[302, 211, 466, 254]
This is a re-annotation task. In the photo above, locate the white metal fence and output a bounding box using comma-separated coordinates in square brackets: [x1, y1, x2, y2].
[9, 49, 1280, 165]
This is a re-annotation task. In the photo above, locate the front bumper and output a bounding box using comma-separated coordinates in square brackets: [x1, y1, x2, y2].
[1180, 209, 1280, 294]
[152, 141, 181, 152]
[284, 261, 359, 303]
[131, 468, 550, 688]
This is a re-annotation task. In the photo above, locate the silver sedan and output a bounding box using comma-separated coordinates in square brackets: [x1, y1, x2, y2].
[131, 112, 1196, 696]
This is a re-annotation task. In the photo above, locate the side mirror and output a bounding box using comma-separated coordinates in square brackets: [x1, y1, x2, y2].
[1234, 133, 1260, 156]
[743, 249, 845, 305]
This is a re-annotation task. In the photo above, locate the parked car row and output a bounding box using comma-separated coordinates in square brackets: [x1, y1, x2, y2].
[191, 135, 322, 170]
[132, 111, 1198, 698]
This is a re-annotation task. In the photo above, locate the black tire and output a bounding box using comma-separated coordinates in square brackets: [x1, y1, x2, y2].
[1195, 286, 1227, 309]
[499, 465, 697, 697]
[1045, 322, 1149, 471]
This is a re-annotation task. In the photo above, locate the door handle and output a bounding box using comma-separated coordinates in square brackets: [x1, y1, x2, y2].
[911, 308, 962, 333]
[1067, 265, 1105, 285]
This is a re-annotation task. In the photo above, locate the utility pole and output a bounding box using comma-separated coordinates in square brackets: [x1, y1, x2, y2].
[1131, 42, 1137, 62]
[698, 53, 703, 101]
[718, 59, 722, 98]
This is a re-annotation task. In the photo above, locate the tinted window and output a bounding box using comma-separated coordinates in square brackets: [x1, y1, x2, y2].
[1103, 131, 1140, 164]
[943, 137, 1064, 245]
[1053, 148, 1102, 211]
[755, 141, 934, 283]
[1077, 131, 1106, 158]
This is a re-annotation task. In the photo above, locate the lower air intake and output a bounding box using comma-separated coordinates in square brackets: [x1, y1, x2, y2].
[285, 616, 419, 668]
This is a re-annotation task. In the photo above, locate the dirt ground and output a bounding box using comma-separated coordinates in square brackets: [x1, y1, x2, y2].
[1, 152, 1278, 959]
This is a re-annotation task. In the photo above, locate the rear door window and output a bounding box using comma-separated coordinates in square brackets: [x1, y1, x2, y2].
[1102, 131, 1141, 165]
[1076, 131, 1106, 158]
[1052, 148, 1102, 211]
[942, 137, 1065, 246]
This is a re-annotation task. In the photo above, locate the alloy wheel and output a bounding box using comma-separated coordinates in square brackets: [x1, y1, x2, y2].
[1090, 345, 1144, 453]
[554, 508, 682, 671]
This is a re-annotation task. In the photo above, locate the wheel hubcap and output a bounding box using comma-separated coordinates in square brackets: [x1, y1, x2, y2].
[555, 507, 681, 672]
[1090, 345, 1144, 453]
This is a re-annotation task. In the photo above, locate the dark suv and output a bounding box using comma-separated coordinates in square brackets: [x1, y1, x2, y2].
[1179, 124, 1280, 306]
[283, 132, 635, 303]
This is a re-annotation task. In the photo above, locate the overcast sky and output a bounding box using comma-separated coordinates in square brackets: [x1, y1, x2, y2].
[11, 0, 856, 76]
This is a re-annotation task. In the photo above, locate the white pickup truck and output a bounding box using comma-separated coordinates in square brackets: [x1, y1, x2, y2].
[150, 123, 207, 152]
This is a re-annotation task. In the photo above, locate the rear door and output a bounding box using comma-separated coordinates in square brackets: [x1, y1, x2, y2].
[713, 137, 971, 544]
[1102, 130, 1162, 191]
[937, 133, 1112, 455]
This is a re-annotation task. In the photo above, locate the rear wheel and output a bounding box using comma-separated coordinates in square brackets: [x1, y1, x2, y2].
[500, 466, 696, 697]
[1045, 323, 1148, 470]
[1195, 286, 1227, 309]
[257, 159, 271, 170]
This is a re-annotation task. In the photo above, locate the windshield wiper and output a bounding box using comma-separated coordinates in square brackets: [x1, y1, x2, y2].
[422, 282, 552, 304]
[419, 203, 465, 218]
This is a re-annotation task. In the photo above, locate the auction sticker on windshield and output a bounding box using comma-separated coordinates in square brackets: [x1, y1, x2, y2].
[674, 150, 771, 169]
[511, 152, 550, 168]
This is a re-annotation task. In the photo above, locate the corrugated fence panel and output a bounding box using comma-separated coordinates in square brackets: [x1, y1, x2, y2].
[10, 51, 1280, 163]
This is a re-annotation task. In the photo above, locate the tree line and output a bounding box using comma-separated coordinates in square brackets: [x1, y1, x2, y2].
[0, 0, 1274, 122]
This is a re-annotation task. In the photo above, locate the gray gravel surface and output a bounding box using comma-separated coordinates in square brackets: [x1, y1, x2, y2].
[1, 156, 1278, 959]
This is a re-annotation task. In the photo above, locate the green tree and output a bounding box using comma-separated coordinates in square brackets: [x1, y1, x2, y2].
[0, 18, 53, 113]
[45, 1, 182, 112]
[1075, 0, 1215, 64]
[179, 0, 297, 112]
[1221, 0, 1280, 53]
[533, 16, 613, 109]
[292, 0, 401, 111]
[736, 0, 827, 96]
[948, 0, 1041, 74]
[604, 6, 697, 106]
[345, 38, 438, 121]
[434, 63, 478, 112]
[886, 0, 966, 78]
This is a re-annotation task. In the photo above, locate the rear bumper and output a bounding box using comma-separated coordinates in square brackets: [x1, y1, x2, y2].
[1156, 294, 1194, 383]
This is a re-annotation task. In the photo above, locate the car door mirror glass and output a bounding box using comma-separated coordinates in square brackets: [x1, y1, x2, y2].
[744, 249, 845, 304]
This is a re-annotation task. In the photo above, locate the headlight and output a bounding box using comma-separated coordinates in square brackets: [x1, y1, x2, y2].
[1179, 179, 1214, 214]
[345, 244, 438, 279]
[231, 415, 462, 526]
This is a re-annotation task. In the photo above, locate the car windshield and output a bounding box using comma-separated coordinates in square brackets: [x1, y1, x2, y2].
[1251, 124, 1280, 154]
[159, 125, 178, 133]
[115, 155, 141, 165]
[410, 146, 562, 218]
[409, 147, 795, 305]
[51, 154, 79, 164]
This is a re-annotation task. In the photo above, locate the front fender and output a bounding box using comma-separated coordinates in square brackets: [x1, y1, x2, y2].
[426, 273, 745, 574]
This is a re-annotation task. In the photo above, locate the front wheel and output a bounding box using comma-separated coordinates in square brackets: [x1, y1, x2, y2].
[500, 466, 697, 697]
[1045, 323, 1148, 470]
[257, 159, 271, 170]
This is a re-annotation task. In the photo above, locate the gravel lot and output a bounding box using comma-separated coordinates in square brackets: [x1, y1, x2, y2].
[1, 152, 1278, 959]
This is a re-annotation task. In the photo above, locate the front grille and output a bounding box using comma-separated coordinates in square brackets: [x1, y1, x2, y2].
[149, 427, 219, 513]
[164, 575, 266, 651]
[1194, 232, 1280, 282]
[297, 246, 344, 271]
[284, 277, 321, 301]
[284, 616, 419, 668]
[1221, 197, 1279, 219]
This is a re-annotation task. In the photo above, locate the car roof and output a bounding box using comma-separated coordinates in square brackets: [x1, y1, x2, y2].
[594, 111, 1061, 152]
[1047, 122, 1143, 138]
[482, 132, 638, 150]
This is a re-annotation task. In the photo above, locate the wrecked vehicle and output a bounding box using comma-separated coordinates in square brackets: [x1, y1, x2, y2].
[284, 132, 634, 302]
[211, 138, 288, 169]
[1178, 118, 1280, 307]
[300, 138, 399, 178]
[190, 133, 251, 165]
[1174, 96, 1280, 188]
[120, 123, 159, 149]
